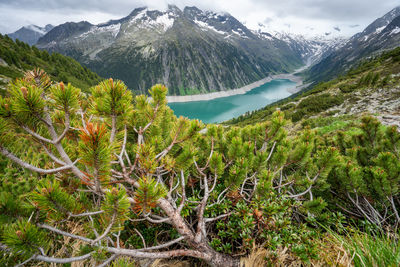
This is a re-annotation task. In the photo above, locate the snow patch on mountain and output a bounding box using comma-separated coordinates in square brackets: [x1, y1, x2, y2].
[154, 13, 175, 30]
[267, 30, 348, 65]
[129, 9, 147, 25]
[127, 9, 175, 32]
[79, 23, 121, 39]
[390, 27, 400, 35]
[194, 20, 226, 35]
[375, 26, 386, 34]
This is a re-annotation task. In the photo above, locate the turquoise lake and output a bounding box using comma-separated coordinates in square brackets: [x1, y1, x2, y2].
[168, 79, 296, 123]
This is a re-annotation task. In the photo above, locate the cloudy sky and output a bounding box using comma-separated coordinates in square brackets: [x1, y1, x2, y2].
[0, 0, 399, 37]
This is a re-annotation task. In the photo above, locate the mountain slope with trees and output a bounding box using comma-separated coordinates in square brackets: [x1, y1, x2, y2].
[0, 34, 102, 92]
[7, 24, 54, 46]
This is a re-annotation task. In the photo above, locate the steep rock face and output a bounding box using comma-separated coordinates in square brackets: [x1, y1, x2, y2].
[307, 6, 400, 83]
[37, 5, 302, 95]
[8, 24, 54, 45]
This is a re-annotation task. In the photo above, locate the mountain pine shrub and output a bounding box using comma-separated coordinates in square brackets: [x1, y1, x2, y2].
[0, 69, 398, 266]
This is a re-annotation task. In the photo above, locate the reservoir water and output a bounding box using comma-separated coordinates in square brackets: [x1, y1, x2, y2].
[168, 79, 296, 123]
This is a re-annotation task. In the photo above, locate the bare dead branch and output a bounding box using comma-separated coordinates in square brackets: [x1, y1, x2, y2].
[34, 252, 93, 263]
[134, 228, 147, 248]
[92, 212, 116, 245]
[287, 185, 312, 199]
[136, 236, 185, 251]
[21, 126, 53, 144]
[38, 223, 93, 243]
[68, 210, 104, 217]
[106, 247, 209, 260]
[0, 146, 78, 174]
[205, 212, 232, 223]
[110, 114, 117, 143]
[96, 254, 118, 267]
[266, 141, 277, 161]
[177, 170, 186, 213]
[40, 142, 67, 165]
[195, 174, 209, 242]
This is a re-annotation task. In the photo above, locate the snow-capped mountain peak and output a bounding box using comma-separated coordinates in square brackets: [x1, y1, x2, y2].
[7, 24, 54, 45]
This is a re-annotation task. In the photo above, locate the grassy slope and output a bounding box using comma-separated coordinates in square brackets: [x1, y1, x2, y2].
[0, 34, 102, 93]
[226, 47, 400, 134]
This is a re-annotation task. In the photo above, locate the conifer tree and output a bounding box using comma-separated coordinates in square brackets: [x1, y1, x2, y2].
[0, 69, 342, 266]
[332, 116, 400, 226]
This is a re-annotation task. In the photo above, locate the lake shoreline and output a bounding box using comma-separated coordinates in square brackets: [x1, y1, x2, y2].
[167, 65, 308, 103]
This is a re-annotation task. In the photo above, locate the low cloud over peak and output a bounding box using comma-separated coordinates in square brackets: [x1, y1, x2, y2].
[0, 0, 399, 37]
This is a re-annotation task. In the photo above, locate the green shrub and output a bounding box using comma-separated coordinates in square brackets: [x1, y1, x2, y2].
[339, 83, 357, 93]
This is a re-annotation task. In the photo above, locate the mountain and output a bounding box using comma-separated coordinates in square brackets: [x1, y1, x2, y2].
[306, 6, 400, 83]
[36, 5, 303, 95]
[0, 34, 102, 92]
[7, 24, 54, 45]
[266, 32, 347, 65]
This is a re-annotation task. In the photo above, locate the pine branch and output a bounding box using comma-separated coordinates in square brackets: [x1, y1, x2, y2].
[177, 170, 186, 213]
[287, 185, 313, 199]
[40, 142, 66, 165]
[52, 111, 70, 144]
[0, 146, 78, 174]
[14, 254, 36, 267]
[204, 212, 233, 223]
[38, 223, 93, 243]
[69, 210, 104, 217]
[136, 236, 185, 251]
[21, 125, 53, 143]
[21, 112, 70, 145]
[110, 114, 117, 143]
[34, 252, 93, 263]
[144, 214, 171, 224]
[91, 212, 116, 245]
[42, 107, 86, 181]
[97, 254, 118, 267]
[195, 174, 209, 242]
[106, 247, 208, 260]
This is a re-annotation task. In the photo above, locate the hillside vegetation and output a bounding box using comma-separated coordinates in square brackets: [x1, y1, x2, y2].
[0, 34, 102, 92]
[0, 67, 399, 266]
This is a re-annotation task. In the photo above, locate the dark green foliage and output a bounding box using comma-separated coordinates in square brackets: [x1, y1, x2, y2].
[30, 179, 82, 221]
[0, 34, 102, 92]
[0, 69, 399, 266]
[339, 83, 357, 93]
[290, 93, 344, 122]
[208, 198, 318, 261]
[2, 220, 49, 259]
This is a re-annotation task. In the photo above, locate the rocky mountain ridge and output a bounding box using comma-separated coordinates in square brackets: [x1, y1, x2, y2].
[307, 6, 400, 83]
[8, 24, 54, 45]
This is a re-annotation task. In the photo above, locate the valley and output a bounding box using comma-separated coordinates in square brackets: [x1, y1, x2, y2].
[32, 5, 341, 96]
[1, 2, 400, 267]
[168, 64, 308, 123]
[169, 78, 295, 123]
